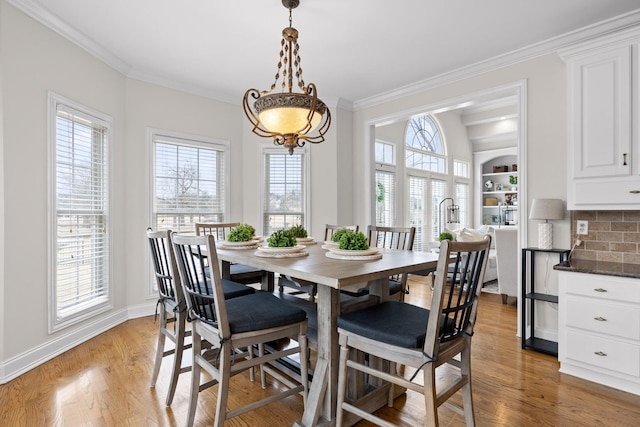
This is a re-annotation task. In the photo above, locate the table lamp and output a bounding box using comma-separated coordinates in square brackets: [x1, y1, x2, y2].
[529, 198, 564, 249]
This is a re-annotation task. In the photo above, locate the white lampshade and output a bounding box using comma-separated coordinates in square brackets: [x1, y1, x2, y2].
[529, 199, 564, 249]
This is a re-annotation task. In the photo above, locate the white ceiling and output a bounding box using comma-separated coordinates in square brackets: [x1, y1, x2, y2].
[10, 0, 640, 107]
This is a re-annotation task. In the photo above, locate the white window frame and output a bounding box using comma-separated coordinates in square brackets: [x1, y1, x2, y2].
[260, 146, 310, 236]
[48, 92, 113, 332]
[146, 128, 230, 296]
[375, 139, 397, 226]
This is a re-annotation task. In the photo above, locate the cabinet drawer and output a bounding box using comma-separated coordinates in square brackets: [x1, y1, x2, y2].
[563, 273, 640, 303]
[566, 331, 640, 377]
[565, 298, 640, 340]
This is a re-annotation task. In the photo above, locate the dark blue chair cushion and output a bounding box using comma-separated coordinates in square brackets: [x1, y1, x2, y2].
[221, 278, 255, 299]
[193, 277, 255, 299]
[337, 301, 455, 349]
[226, 293, 307, 334]
[230, 263, 263, 275]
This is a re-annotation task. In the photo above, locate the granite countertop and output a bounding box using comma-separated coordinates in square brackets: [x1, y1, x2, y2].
[554, 259, 640, 279]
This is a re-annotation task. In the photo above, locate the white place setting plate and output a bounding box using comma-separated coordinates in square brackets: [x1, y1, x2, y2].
[328, 247, 380, 256]
[255, 250, 309, 259]
[325, 251, 383, 261]
[296, 237, 316, 245]
[218, 240, 261, 249]
[256, 244, 306, 254]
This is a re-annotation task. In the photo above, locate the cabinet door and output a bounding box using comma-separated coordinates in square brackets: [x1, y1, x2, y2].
[569, 44, 631, 178]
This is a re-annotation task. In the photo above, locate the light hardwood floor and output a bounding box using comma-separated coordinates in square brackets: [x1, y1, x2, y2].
[2, 275, 640, 426]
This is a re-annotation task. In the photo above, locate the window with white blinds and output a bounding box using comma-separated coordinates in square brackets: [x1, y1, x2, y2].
[456, 182, 469, 227]
[50, 94, 112, 331]
[263, 149, 307, 236]
[431, 179, 448, 241]
[151, 132, 228, 232]
[409, 176, 425, 251]
[375, 170, 396, 226]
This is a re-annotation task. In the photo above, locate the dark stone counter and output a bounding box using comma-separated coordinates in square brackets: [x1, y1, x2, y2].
[554, 259, 640, 279]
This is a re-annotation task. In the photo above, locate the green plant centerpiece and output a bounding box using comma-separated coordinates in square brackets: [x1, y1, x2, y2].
[267, 229, 297, 248]
[288, 224, 308, 238]
[438, 231, 454, 242]
[331, 227, 351, 243]
[338, 230, 369, 250]
[227, 224, 255, 242]
[509, 175, 518, 185]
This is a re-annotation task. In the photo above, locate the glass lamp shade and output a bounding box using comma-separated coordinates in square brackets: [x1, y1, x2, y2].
[254, 92, 326, 135]
[258, 106, 322, 134]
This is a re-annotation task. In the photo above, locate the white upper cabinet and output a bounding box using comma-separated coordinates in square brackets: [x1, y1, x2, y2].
[561, 28, 640, 210]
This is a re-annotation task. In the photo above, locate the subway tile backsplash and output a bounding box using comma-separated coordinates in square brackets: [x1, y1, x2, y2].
[570, 211, 640, 264]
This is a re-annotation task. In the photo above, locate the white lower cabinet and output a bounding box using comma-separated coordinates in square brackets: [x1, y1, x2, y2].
[558, 271, 640, 395]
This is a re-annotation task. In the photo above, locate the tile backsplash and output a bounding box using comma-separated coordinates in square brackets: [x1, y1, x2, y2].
[570, 210, 640, 264]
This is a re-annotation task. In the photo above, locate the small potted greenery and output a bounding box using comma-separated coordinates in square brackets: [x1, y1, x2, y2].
[288, 224, 308, 238]
[331, 227, 350, 243]
[227, 224, 254, 242]
[509, 175, 518, 191]
[337, 230, 369, 250]
[267, 229, 297, 248]
[438, 231, 455, 242]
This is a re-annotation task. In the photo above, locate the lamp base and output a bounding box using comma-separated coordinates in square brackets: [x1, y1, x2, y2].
[538, 222, 553, 249]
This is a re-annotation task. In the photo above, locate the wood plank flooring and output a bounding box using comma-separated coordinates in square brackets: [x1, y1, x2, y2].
[2, 275, 640, 426]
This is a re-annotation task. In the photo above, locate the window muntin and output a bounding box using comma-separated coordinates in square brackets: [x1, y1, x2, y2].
[263, 149, 307, 236]
[50, 94, 112, 331]
[151, 133, 228, 232]
[405, 115, 446, 173]
[375, 140, 395, 165]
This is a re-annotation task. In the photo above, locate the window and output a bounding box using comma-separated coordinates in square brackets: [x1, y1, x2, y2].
[375, 140, 397, 226]
[150, 131, 228, 232]
[408, 176, 425, 251]
[405, 115, 446, 173]
[431, 179, 448, 242]
[453, 160, 470, 178]
[456, 182, 469, 227]
[263, 148, 308, 236]
[49, 93, 112, 331]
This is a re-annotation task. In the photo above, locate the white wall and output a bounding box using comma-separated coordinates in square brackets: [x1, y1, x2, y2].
[1, 3, 127, 365]
[0, 2, 244, 381]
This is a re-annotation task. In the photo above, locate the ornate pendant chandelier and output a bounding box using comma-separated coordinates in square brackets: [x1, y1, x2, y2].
[243, 0, 331, 155]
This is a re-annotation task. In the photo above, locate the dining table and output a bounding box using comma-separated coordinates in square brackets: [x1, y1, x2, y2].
[215, 241, 440, 426]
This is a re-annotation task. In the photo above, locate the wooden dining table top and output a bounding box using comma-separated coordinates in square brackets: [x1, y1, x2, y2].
[215, 241, 440, 290]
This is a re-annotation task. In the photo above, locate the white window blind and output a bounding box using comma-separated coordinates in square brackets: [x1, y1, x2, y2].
[432, 179, 447, 240]
[51, 96, 111, 331]
[263, 151, 306, 236]
[375, 170, 396, 226]
[152, 133, 227, 232]
[456, 182, 469, 227]
[409, 176, 425, 251]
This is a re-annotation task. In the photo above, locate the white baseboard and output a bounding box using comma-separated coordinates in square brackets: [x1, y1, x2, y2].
[0, 302, 156, 384]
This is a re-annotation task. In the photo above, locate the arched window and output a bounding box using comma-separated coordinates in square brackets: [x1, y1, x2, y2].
[405, 115, 446, 173]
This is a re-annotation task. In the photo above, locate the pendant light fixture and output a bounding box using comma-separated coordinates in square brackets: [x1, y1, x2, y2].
[243, 0, 331, 155]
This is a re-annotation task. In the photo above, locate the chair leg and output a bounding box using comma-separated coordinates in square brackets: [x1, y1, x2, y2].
[165, 311, 186, 406]
[299, 331, 309, 401]
[150, 306, 168, 388]
[423, 365, 439, 426]
[460, 344, 476, 427]
[259, 343, 267, 389]
[213, 344, 232, 427]
[335, 336, 350, 427]
[186, 326, 202, 427]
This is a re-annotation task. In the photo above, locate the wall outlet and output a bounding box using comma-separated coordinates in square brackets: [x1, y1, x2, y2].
[577, 220, 589, 235]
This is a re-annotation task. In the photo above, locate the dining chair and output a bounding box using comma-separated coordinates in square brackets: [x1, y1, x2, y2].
[278, 224, 359, 302]
[195, 222, 272, 288]
[147, 229, 189, 407]
[147, 229, 256, 406]
[335, 236, 491, 427]
[367, 225, 416, 300]
[171, 233, 309, 427]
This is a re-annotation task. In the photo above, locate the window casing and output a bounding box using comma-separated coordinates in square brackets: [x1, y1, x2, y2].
[49, 93, 112, 332]
[150, 131, 229, 233]
[262, 148, 309, 236]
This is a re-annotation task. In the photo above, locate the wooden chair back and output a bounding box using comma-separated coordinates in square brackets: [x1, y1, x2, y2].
[147, 228, 184, 308]
[426, 236, 491, 359]
[366, 225, 415, 251]
[194, 222, 241, 240]
[324, 224, 359, 241]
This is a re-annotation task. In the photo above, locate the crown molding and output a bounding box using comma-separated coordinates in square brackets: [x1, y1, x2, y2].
[353, 9, 640, 111]
[8, 0, 132, 75]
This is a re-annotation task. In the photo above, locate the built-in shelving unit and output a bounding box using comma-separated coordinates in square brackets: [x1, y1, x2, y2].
[475, 149, 518, 227]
